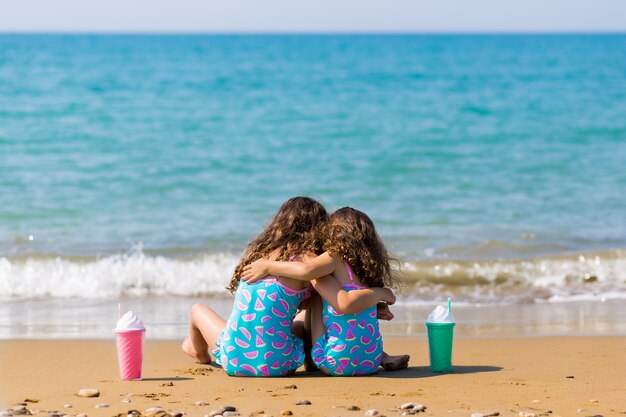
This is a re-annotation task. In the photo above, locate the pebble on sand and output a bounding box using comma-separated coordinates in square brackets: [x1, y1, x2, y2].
[222, 412, 240, 417]
[206, 410, 221, 417]
[76, 414, 88, 417]
[220, 406, 236, 413]
[94, 404, 109, 409]
[365, 410, 379, 416]
[399, 404, 426, 413]
[142, 407, 165, 417]
[63, 405, 72, 409]
[295, 401, 311, 406]
[283, 385, 297, 389]
[77, 389, 100, 398]
[122, 399, 132, 404]
[471, 414, 484, 417]
[12, 406, 31, 416]
[348, 406, 361, 411]
[280, 411, 292, 416]
[195, 402, 209, 407]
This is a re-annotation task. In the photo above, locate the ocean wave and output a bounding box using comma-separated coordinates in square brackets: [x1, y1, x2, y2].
[1, 249, 625, 303]
[0, 251, 239, 299]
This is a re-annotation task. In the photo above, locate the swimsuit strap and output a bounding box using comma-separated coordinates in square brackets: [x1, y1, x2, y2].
[343, 260, 355, 285]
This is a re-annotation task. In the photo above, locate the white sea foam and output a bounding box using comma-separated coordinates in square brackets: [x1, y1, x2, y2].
[0, 251, 238, 299]
[1, 249, 625, 303]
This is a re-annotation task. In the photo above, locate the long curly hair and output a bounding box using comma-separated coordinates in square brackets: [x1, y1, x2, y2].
[322, 207, 394, 288]
[228, 196, 328, 293]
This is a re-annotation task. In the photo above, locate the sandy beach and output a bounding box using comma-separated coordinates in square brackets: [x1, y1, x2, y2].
[1, 337, 624, 417]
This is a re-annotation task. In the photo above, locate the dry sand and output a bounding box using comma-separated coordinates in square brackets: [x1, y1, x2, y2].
[1, 337, 625, 417]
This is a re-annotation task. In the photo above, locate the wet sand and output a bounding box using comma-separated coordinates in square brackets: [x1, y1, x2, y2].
[1, 337, 625, 417]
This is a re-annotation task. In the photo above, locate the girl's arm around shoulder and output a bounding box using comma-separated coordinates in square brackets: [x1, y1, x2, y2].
[242, 252, 337, 283]
[312, 276, 396, 315]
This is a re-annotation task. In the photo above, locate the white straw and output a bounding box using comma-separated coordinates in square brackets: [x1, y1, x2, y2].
[118, 303, 122, 319]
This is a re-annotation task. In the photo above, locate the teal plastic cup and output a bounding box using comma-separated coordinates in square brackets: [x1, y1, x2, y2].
[425, 322, 455, 372]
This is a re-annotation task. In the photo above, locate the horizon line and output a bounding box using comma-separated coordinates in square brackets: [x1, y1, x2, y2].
[1, 29, 625, 36]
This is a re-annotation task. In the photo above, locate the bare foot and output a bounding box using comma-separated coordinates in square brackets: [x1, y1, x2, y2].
[303, 356, 318, 372]
[181, 337, 212, 364]
[381, 352, 410, 371]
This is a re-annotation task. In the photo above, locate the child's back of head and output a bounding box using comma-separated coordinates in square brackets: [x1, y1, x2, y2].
[323, 207, 394, 288]
[229, 196, 328, 293]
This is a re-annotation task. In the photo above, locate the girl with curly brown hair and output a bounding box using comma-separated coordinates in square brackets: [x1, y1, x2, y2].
[182, 198, 396, 377]
[242, 207, 410, 375]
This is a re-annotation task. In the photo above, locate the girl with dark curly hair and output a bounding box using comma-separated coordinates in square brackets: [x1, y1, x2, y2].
[242, 207, 410, 375]
[182, 198, 396, 377]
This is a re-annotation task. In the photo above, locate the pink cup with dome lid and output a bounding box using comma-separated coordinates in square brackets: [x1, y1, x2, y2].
[115, 309, 146, 380]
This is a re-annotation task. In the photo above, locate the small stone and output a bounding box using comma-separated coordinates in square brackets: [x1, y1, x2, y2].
[94, 404, 108, 409]
[532, 400, 541, 404]
[348, 407, 361, 411]
[223, 413, 240, 417]
[566, 376, 575, 378]
[207, 411, 221, 417]
[12, 407, 27, 414]
[63, 406, 72, 409]
[295, 401, 311, 406]
[365, 410, 379, 416]
[471, 414, 484, 417]
[577, 410, 586, 413]
[283, 384, 297, 389]
[195, 402, 209, 407]
[590, 400, 599, 403]
[220, 407, 236, 413]
[122, 399, 132, 404]
[143, 408, 165, 417]
[171, 413, 183, 417]
[281, 412, 292, 416]
[399, 404, 414, 411]
[76, 414, 87, 417]
[78, 389, 100, 398]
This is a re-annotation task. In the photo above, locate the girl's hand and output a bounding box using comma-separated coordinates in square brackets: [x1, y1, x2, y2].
[376, 287, 396, 305]
[241, 259, 270, 283]
[377, 302, 394, 321]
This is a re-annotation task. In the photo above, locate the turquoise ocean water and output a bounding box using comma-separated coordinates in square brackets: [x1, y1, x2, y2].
[1, 35, 625, 314]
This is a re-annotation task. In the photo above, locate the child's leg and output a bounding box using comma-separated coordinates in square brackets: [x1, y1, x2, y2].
[376, 303, 410, 371]
[309, 293, 330, 375]
[181, 303, 226, 364]
[291, 309, 316, 371]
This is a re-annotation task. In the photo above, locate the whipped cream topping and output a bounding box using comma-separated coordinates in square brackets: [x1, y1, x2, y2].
[116, 310, 145, 331]
[426, 305, 455, 323]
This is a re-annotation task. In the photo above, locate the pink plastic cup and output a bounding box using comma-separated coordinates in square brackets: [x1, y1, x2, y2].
[115, 328, 145, 380]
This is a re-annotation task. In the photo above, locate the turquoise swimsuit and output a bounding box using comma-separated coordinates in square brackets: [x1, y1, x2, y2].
[311, 261, 383, 376]
[213, 278, 310, 377]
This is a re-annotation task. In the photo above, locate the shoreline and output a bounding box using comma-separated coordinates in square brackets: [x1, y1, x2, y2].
[2, 337, 625, 417]
[1, 299, 624, 339]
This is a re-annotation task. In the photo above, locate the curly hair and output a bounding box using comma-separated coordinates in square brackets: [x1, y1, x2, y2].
[228, 196, 328, 293]
[322, 207, 394, 288]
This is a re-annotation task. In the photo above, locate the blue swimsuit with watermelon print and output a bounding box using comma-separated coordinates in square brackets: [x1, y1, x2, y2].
[311, 261, 383, 376]
[213, 277, 310, 377]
